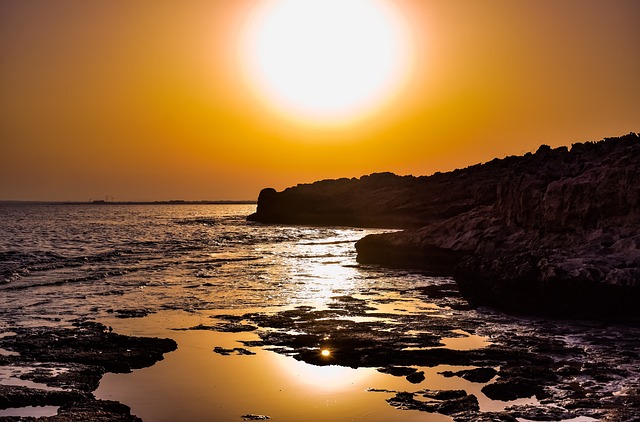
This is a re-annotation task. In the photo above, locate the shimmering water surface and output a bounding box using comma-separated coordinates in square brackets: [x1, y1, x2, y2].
[0, 204, 636, 421]
[1, 204, 428, 319]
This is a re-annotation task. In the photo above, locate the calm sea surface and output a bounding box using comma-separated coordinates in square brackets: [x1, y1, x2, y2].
[0, 204, 635, 421]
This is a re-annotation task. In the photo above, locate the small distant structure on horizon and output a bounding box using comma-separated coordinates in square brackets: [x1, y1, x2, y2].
[91, 195, 113, 204]
[82, 197, 256, 205]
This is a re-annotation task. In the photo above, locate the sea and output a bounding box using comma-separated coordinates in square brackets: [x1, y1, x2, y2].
[0, 203, 637, 421]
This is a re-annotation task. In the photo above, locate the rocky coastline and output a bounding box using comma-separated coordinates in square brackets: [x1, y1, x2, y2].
[248, 133, 640, 316]
[0, 322, 177, 421]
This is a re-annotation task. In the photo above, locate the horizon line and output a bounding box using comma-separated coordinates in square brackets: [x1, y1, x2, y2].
[0, 199, 257, 205]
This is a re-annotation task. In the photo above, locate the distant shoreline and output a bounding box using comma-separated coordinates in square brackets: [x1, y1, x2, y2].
[0, 200, 257, 205]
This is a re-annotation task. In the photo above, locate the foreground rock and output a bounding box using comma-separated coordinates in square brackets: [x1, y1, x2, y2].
[249, 133, 640, 316]
[0, 397, 143, 422]
[386, 391, 480, 415]
[0, 322, 177, 421]
[197, 290, 640, 421]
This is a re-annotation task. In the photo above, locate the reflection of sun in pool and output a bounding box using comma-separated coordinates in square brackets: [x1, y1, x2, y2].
[241, 0, 410, 123]
[275, 353, 374, 392]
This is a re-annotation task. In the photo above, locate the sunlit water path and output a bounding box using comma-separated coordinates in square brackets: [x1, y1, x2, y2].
[0, 204, 635, 421]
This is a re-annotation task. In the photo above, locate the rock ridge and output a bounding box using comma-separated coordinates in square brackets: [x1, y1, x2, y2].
[249, 133, 640, 316]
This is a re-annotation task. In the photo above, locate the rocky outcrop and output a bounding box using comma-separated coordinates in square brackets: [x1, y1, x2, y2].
[249, 133, 640, 316]
[0, 321, 177, 421]
[248, 168, 501, 228]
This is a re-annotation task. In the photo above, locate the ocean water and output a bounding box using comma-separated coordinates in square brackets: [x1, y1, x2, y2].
[0, 203, 636, 421]
[0, 203, 410, 321]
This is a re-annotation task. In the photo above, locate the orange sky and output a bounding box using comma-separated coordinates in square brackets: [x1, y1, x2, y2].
[1, 0, 639, 201]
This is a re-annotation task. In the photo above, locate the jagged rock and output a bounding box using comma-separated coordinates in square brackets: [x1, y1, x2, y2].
[439, 367, 497, 383]
[213, 347, 256, 356]
[52, 399, 143, 422]
[234, 292, 640, 421]
[421, 389, 468, 400]
[406, 370, 426, 384]
[504, 404, 578, 421]
[453, 411, 518, 422]
[0, 322, 177, 374]
[19, 362, 105, 392]
[113, 309, 150, 319]
[377, 366, 417, 377]
[241, 414, 270, 421]
[386, 391, 480, 415]
[482, 378, 545, 401]
[0, 399, 143, 421]
[249, 133, 640, 316]
[0, 323, 176, 421]
[0, 385, 86, 409]
[173, 323, 257, 332]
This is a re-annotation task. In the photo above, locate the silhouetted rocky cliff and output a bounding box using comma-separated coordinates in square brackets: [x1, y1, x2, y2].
[249, 133, 640, 316]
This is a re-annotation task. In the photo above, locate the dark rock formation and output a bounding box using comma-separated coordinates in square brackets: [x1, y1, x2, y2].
[241, 414, 271, 421]
[0, 399, 144, 422]
[231, 291, 640, 420]
[53, 399, 143, 422]
[406, 370, 426, 384]
[377, 366, 419, 377]
[481, 378, 544, 401]
[386, 390, 480, 416]
[0, 385, 86, 409]
[1, 322, 177, 374]
[0, 322, 177, 421]
[212, 346, 256, 356]
[439, 367, 497, 383]
[421, 389, 468, 400]
[172, 322, 257, 332]
[248, 169, 498, 229]
[249, 133, 640, 316]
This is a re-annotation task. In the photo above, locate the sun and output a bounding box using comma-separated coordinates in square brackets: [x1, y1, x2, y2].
[241, 0, 409, 123]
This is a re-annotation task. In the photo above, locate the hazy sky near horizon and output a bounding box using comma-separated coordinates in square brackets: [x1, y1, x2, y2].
[1, 0, 639, 201]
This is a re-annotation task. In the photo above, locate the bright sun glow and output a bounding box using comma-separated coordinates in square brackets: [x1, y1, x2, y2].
[242, 0, 409, 123]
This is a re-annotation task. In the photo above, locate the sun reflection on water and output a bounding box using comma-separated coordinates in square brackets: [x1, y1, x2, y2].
[275, 352, 376, 393]
[280, 234, 364, 308]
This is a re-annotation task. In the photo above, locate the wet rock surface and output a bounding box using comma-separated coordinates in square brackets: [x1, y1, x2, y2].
[1, 322, 177, 374]
[110, 309, 151, 319]
[0, 322, 176, 421]
[481, 379, 544, 401]
[196, 285, 640, 421]
[4, 246, 636, 421]
[503, 404, 579, 421]
[405, 370, 425, 384]
[0, 399, 144, 422]
[377, 366, 417, 377]
[213, 347, 256, 356]
[172, 322, 257, 333]
[440, 367, 497, 383]
[16, 363, 105, 392]
[386, 390, 480, 415]
[0, 385, 86, 409]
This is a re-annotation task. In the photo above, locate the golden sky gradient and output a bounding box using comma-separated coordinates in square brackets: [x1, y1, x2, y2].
[1, 0, 639, 201]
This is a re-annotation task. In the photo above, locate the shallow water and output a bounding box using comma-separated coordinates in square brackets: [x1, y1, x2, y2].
[1, 203, 638, 421]
[95, 311, 457, 422]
